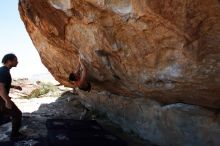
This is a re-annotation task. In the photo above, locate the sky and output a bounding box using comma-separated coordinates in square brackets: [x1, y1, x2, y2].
[0, 0, 49, 78]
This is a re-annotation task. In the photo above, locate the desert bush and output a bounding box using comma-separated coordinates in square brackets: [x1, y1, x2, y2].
[22, 82, 60, 99]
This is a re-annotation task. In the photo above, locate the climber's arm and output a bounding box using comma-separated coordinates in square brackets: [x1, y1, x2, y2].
[77, 60, 88, 87]
[74, 60, 81, 76]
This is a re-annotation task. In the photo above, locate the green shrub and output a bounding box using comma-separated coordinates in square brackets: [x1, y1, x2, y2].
[22, 82, 60, 99]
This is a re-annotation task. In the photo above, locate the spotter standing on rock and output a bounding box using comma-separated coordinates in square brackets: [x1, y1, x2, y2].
[0, 53, 24, 140]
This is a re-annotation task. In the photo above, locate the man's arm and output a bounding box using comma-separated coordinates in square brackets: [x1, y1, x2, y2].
[11, 85, 16, 88]
[77, 60, 88, 87]
[74, 57, 82, 77]
[11, 85, 22, 91]
[0, 83, 12, 109]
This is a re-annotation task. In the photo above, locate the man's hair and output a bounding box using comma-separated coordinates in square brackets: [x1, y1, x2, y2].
[2, 53, 17, 64]
[69, 73, 77, 81]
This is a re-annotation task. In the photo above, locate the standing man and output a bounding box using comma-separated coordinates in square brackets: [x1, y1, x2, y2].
[0, 53, 23, 140]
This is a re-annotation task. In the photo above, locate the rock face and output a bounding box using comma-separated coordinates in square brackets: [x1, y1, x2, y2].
[78, 90, 220, 146]
[19, 0, 220, 146]
[19, 0, 220, 109]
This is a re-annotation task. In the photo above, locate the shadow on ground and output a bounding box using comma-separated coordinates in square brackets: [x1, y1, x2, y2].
[0, 91, 157, 146]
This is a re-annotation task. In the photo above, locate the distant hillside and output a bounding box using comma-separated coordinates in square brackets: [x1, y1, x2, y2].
[30, 73, 59, 84]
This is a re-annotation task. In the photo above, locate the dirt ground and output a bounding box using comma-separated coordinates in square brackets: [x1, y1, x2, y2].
[0, 79, 155, 146]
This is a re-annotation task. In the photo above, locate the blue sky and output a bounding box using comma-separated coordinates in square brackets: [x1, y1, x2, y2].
[0, 0, 49, 78]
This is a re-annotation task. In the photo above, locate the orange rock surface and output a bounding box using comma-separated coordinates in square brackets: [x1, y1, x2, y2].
[19, 0, 220, 109]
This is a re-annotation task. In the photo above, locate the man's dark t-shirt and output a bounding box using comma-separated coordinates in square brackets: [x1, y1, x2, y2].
[0, 66, 12, 94]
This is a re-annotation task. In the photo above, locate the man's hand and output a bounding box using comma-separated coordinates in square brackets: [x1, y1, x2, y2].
[14, 86, 22, 91]
[5, 99, 13, 109]
[0, 83, 13, 108]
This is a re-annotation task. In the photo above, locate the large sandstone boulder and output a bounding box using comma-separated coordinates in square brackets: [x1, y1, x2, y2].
[19, 0, 220, 146]
[19, 0, 220, 109]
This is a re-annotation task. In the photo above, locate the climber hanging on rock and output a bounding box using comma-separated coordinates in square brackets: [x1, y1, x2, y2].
[69, 57, 91, 92]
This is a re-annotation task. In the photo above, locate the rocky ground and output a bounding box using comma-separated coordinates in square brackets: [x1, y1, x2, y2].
[0, 79, 154, 146]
